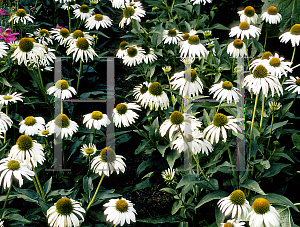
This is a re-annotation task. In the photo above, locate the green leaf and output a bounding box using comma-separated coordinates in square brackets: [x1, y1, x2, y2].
[172, 200, 183, 215]
[240, 179, 266, 195]
[278, 0, 300, 31]
[0, 77, 11, 87]
[157, 144, 169, 157]
[251, 193, 300, 212]
[206, 161, 234, 175]
[177, 174, 200, 189]
[133, 178, 151, 191]
[166, 149, 181, 169]
[195, 190, 229, 210]
[149, 117, 159, 142]
[10, 81, 28, 92]
[43, 177, 52, 197]
[202, 109, 211, 127]
[273, 153, 295, 163]
[292, 133, 300, 149]
[263, 121, 288, 136]
[174, 8, 190, 20]
[137, 160, 152, 177]
[209, 23, 230, 30]
[261, 163, 290, 178]
[160, 188, 177, 195]
[13, 186, 40, 202]
[137, 215, 184, 223]
[83, 175, 94, 197]
[4, 214, 31, 224]
[135, 140, 150, 155]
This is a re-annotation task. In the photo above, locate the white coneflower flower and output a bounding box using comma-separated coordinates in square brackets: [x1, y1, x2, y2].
[142, 45, 157, 64]
[133, 81, 150, 102]
[47, 79, 77, 100]
[248, 198, 280, 227]
[116, 41, 129, 58]
[64, 30, 94, 46]
[179, 30, 197, 47]
[162, 65, 172, 73]
[190, 0, 212, 5]
[122, 46, 145, 67]
[83, 111, 111, 130]
[0, 92, 23, 105]
[39, 46, 56, 66]
[54, 0, 73, 3]
[91, 147, 126, 176]
[110, 0, 126, 8]
[112, 103, 140, 127]
[47, 197, 85, 227]
[203, 113, 242, 144]
[140, 82, 169, 111]
[268, 101, 282, 113]
[229, 22, 261, 40]
[11, 38, 46, 66]
[161, 168, 175, 181]
[180, 34, 208, 58]
[73, 4, 94, 21]
[0, 112, 13, 131]
[209, 81, 241, 103]
[243, 65, 283, 97]
[9, 135, 45, 168]
[162, 29, 183, 45]
[265, 53, 292, 78]
[218, 190, 251, 221]
[19, 116, 45, 136]
[85, 14, 113, 30]
[170, 69, 203, 98]
[159, 111, 202, 141]
[238, 6, 258, 24]
[0, 41, 8, 58]
[50, 28, 70, 45]
[119, 2, 146, 28]
[66, 37, 98, 62]
[172, 129, 213, 155]
[80, 143, 97, 157]
[9, 9, 34, 24]
[220, 219, 245, 227]
[30, 28, 53, 45]
[279, 24, 300, 47]
[104, 198, 136, 226]
[250, 51, 274, 70]
[46, 114, 78, 139]
[38, 126, 53, 137]
[227, 39, 247, 58]
[261, 6, 282, 24]
[284, 76, 300, 94]
[61, 1, 80, 10]
[0, 157, 34, 190]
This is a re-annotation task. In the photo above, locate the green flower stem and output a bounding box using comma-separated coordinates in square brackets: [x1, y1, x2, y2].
[32, 177, 41, 196]
[34, 0, 38, 8]
[92, 128, 96, 143]
[226, 142, 238, 189]
[194, 4, 201, 30]
[132, 22, 151, 47]
[246, 94, 259, 180]
[166, 73, 175, 110]
[259, 95, 265, 136]
[31, 162, 46, 202]
[67, 2, 71, 31]
[76, 59, 83, 94]
[132, 123, 149, 142]
[20, 22, 23, 38]
[231, 58, 235, 75]
[0, 178, 13, 218]
[291, 45, 297, 63]
[85, 174, 105, 213]
[179, 128, 217, 190]
[216, 102, 221, 114]
[266, 113, 274, 152]
[163, 0, 178, 30]
[245, 40, 251, 71]
[280, 93, 297, 120]
[264, 24, 268, 50]
[4, 105, 8, 143]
